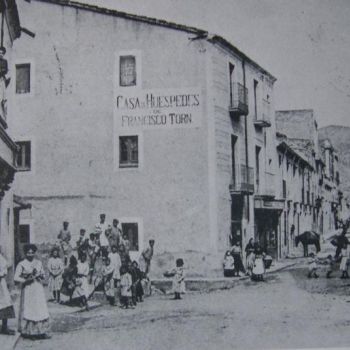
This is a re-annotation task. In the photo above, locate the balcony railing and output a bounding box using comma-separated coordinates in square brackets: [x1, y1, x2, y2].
[230, 164, 254, 195]
[254, 99, 271, 128]
[229, 82, 249, 117]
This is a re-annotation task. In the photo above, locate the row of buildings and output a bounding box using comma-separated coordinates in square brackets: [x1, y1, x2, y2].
[0, 0, 348, 277]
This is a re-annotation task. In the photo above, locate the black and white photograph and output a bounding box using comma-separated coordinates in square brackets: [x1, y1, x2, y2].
[0, 0, 350, 349]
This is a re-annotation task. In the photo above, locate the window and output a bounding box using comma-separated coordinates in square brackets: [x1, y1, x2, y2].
[119, 55, 136, 87]
[16, 141, 31, 171]
[253, 79, 258, 120]
[119, 135, 138, 168]
[121, 222, 139, 251]
[16, 63, 30, 94]
[19, 224, 30, 244]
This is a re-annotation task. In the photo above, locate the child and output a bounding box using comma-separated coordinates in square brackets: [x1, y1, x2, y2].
[108, 245, 121, 305]
[223, 251, 235, 277]
[307, 252, 319, 278]
[120, 233, 131, 255]
[61, 255, 78, 303]
[120, 265, 133, 309]
[74, 253, 90, 310]
[47, 246, 64, 303]
[164, 258, 185, 300]
[130, 261, 144, 305]
[340, 244, 349, 279]
[252, 245, 265, 281]
[101, 257, 115, 305]
[326, 255, 336, 278]
[88, 233, 99, 284]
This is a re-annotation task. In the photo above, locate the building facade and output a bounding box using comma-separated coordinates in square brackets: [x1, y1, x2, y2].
[5, 0, 347, 276]
[0, 0, 22, 272]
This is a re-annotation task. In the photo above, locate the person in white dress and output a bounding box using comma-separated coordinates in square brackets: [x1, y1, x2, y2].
[0, 248, 15, 335]
[47, 247, 64, 303]
[14, 244, 50, 340]
[73, 252, 90, 310]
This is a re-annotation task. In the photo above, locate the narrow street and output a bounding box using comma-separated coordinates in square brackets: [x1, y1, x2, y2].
[15, 264, 350, 350]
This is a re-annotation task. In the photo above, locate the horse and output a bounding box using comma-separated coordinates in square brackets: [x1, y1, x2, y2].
[295, 231, 321, 257]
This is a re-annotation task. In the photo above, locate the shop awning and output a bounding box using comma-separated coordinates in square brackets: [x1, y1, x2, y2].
[254, 197, 285, 211]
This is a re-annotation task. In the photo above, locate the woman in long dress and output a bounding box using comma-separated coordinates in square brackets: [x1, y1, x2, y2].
[252, 245, 265, 281]
[14, 244, 50, 339]
[0, 249, 15, 335]
[245, 238, 255, 276]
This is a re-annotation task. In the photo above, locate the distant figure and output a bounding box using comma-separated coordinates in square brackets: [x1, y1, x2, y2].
[58, 221, 72, 265]
[252, 244, 265, 281]
[101, 257, 115, 306]
[231, 242, 246, 277]
[95, 214, 109, 258]
[0, 247, 16, 335]
[76, 229, 88, 257]
[47, 247, 64, 303]
[171, 258, 185, 300]
[339, 244, 349, 279]
[109, 219, 122, 248]
[120, 266, 133, 309]
[14, 244, 50, 340]
[307, 252, 319, 279]
[223, 251, 235, 277]
[61, 255, 78, 303]
[326, 255, 336, 279]
[73, 253, 90, 310]
[245, 238, 255, 276]
[139, 239, 155, 276]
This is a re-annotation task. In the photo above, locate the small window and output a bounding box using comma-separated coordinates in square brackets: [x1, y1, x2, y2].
[16, 141, 31, 171]
[119, 135, 138, 168]
[120, 56, 136, 87]
[16, 63, 30, 94]
[121, 222, 139, 251]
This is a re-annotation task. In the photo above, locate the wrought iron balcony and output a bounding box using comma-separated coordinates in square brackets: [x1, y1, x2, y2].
[254, 99, 271, 128]
[230, 165, 254, 195]
[229, 82, 249, 117]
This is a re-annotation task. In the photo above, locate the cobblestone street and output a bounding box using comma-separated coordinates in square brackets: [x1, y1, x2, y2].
[14, 264, 350, 350]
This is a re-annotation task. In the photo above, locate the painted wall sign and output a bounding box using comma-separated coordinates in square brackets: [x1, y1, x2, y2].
[114, 87, 202, 130]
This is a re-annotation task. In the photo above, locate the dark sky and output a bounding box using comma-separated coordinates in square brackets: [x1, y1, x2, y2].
[88, 0, 350, 128]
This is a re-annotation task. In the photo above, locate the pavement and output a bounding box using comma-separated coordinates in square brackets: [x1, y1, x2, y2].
[1, 257, 300, 350]
[13, 261, 350, 350]
[152, 257, 300, 292]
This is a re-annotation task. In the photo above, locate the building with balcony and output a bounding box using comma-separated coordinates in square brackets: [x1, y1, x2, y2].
[275, 109, 345, 257]
[6, 0, 285, 275]
[0, 0, 22, 271]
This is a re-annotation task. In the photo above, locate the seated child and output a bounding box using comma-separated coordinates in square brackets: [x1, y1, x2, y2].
[120, 265, 133, 309]
[308, 252, 319, 278]
[102, 257, 115, 305]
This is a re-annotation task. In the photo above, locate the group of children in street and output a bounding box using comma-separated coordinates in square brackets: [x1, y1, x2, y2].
[53, 214, 156, 310]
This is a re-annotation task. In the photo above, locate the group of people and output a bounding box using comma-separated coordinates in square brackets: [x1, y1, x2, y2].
[223, 239, 270, 281]
[0, 213, 157, 341]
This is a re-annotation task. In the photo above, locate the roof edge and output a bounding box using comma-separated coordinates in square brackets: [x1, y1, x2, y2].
[31, 0, 276, 81]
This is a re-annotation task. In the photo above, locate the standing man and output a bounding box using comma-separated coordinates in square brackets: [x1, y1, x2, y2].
[139, 239, 155, 276]
[0, 247, 15, 335]
[58, 221, 71, 266]
[95, 214, 109, 257]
